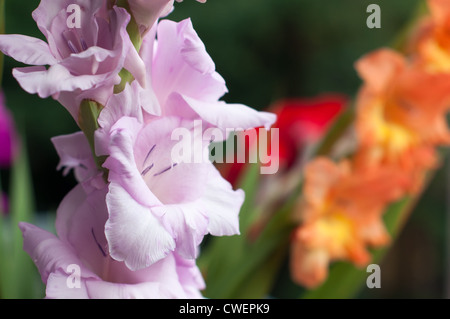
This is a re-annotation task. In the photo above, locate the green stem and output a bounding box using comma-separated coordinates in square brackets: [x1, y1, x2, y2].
[114, 0, 142, 93]
[78, 100, 108, 178]
[115, 0, 142, 51]
[312, 105, 355, 157]
[114, 68, 135, 94]
[116, 0, 128, 9]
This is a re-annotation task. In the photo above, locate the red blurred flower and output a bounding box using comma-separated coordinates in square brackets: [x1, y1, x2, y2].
[270, 94, 347, 167]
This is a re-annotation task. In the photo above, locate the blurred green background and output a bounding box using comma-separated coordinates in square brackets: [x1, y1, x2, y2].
[1, 0, 447, 298]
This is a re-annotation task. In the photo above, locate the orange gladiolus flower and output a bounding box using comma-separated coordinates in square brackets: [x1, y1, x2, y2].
[411, 0, 450, 73]
[290, 158, 407, 288]
[353, 48, 450, 193]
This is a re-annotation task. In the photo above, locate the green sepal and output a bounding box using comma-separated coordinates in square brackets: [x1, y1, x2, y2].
[78, 100, 108, 176]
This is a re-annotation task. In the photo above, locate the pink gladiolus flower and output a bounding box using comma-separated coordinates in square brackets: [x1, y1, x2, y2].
[0, 92, 17, 168]
[0, 0, 146, 121]
[127, 0, 207, 34]
[52, 104, 231, 274]
[140, 18, 276, 135]
[20, 182, 205, 299]
[98, 114, 245, 271]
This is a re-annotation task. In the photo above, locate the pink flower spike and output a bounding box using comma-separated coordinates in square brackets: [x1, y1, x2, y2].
[91, 18, 275, 271]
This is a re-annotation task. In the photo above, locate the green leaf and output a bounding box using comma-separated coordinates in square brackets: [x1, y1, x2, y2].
[199, 162, 263, 296]
[232, 245, 288, 299]
[200, 163, 299, 298]
[1, 138, 43, 298]
[313, 104, 355, 158]
[0, 175, 6, 298]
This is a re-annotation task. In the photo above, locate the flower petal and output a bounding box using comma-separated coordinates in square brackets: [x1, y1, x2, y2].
[151, 19, 228, 106]
[13, 65, 107, 98]
[51, 132, 97, 182]
[354, 48, 405, 94]
[102, 117, 161, 206]
[0, 34, 57, 65]
[20, 222, 98, 284]
[154, 204, 208, 259]
[45, 270, 91, 299]
[96, 83, 145, 156]
[124, 43, 147, 89]
[128, 0, 174, 31]
[174, 252, 205, 298]
[32, 0, 103, 51]
[202, 166, 243, 236]
[167, 93, 276, 136]
[105, 181, 176, 271]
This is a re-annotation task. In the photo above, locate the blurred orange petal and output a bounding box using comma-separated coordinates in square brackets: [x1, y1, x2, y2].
[290, 235, 330, 289]
[291, 158, 405, 287]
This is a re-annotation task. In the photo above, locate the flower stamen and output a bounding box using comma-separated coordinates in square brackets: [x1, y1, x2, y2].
[154, 163, 178, 176]
[142, 144, 156, 167]
[62, 29, 89, 55]
[91, 228, 107, 257]
[141, 163, 154, 176]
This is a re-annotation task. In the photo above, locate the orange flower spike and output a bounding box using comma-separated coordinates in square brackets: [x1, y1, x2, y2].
[290, 158, 406, 288]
